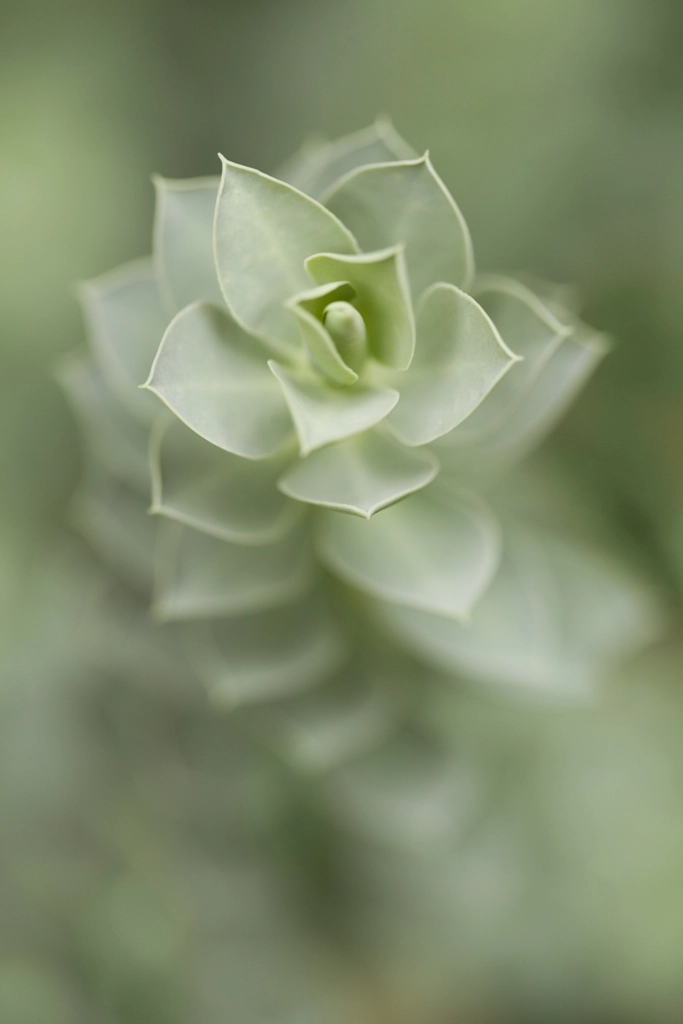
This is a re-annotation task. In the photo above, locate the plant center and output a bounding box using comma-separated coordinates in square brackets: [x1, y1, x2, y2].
[322, 301, 368, 372]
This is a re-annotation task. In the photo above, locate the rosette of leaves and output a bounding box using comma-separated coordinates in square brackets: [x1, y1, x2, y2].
[60, 119, 657, 741]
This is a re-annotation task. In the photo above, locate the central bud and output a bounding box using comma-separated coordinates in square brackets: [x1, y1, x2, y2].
[322, 301, 368, 372]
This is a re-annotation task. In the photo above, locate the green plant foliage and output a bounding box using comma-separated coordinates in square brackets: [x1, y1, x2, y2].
[61, 120, 658, 735]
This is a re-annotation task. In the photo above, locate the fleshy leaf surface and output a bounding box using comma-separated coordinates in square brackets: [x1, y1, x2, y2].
[288, 281, 358, 385]
[79, 259, 166, 422]
[153, 175, 223, 311]
[278, 428, 439, 517]
[305, 247, 414, 370]
[269, 361, 398, 456]
[386, 284, 519, 447]
[447, 277, 571, 444]
[324, 155, 474, 298]
[58, 357, 150, 492]
[214, 157, 358, 349]
[153, 519, 314, 621]
[317, 487, 500, 619]
[193, 593, 349, 706]
[150, 415, 303, 544]
[144, 301, 293, 459]
[374, 528, 662, 694]
[278, 118, 416, 200]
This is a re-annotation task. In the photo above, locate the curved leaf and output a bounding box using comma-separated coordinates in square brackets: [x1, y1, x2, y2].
[150, 415, 303, 545]
[144, 301, 293, 459]
[278, 427, 438, 517]
[79, 259, 166, 422]
[71, 469, 155, 592]
[191, 593, 349, 706]
[153, 519, 314, 621]
[214, 156, 358, 350]
[317, 487, 500, 619]
[387, 284, 519, 447]
[153, 175, 223, 311]
[288, 281, 358, 386]
[305, 246, 415, 370]
[444, 276, 571, 445]
[324, 154, 474, 297]
[57, 357, 150, 492]
[269, 361, 398, 456]
[277, 118, 416, 200]
[374, 528, 662, 694]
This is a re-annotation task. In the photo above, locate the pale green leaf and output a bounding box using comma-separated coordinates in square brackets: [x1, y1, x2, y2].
[265, 660, 394, 772]
[144, 301, 293, 459]
[374, 528, 662, 694]
[386, 284, 519, 447]
[305, 246, 415, 370]
[288, 281, 358, 385]
[150, 415, 304, 545]
[443, 325, 610, 472]
[153, 519, 314, 621]
[191, 593, 349, 706]
[214, 156, 358, 349]
[71, 469, 155, 592]
[278, 427, 438, 517]
[57, 357, 150, 492]
[324, 154, 474, 298]
[79, 259, 166, 422]
[277, 118, 416, 200]
[153, 175, 223, 311]
[269, 361, 398, 456]
[317, 487, 500, 619]
[446, 276, 571, 445]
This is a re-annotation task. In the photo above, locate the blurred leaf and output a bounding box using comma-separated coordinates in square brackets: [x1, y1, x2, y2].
[317, 487, 500, 619]
[150, 415, 303, 545]
[153, 175, 223, 311]
[153, 519, 314, 621]
[193, 593, 349, 707]
[278, 117, 415, 200]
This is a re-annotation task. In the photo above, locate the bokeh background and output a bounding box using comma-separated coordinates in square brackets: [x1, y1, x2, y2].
[2, 0, 683, 1020]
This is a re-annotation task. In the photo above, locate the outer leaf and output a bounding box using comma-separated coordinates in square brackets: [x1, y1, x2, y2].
[324, 154, 474, 298]
[265, 660, 394, 772]
[446, 276, 571, 445]
[386, 284, 519, 447]
[374, 528, 662, 694]
[58, 357, 150, 492]
[288, 281, 358, 385]
[214, 156, 358, 349]
[277, 118, 416, 200]
[79, 259, 166, 422]
[144, 301, 293, 459]
[153, 519, 314, 621]
[150, 415, 303, 544]
[305, 247, 415, 370]
[153, 175, 223, 311]
[192, 593, 349, 706]
[317, 487, 500, 619]
[72, 469, 155, 592]
[269, 361, 398, 456]
[278, 427, 439, 517]
[444, 326, 610, 471]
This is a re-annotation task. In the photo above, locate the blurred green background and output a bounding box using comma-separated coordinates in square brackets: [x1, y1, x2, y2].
[2, 0, 683, 1020]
